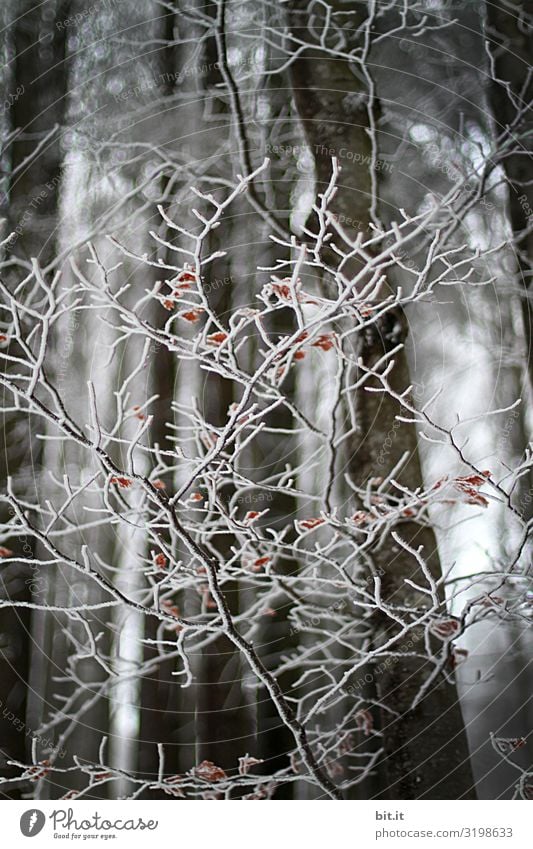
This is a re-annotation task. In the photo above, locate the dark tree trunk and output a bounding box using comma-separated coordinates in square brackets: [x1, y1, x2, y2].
[8, 0, 70, 265]
[288, 0, 475, 799]
[486, 1, 533, 389]
[0, 0, 69, 798]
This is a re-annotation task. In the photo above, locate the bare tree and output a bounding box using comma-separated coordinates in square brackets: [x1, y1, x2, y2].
[0, 0, 530, 802]
[287, 0, 475, 798]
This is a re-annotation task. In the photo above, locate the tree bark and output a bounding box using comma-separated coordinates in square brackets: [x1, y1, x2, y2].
[288, 0, 476, 799]
[0, 0, 69, 798]
[486, 1, 533, 390]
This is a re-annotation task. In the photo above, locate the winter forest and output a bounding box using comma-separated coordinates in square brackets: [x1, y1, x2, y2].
[0, 0, 531, 802]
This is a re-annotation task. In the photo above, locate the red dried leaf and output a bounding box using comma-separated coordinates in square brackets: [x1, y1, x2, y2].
[62, 790, 79, 800]
[162, 785, 185, 797]
[30, 769, 50, 781]
[293, 350, 306, 360]
[194, 760, 227, 782]
[132, 405, 145, 420]
[0, 547, 13, 557]
[243, 788, 268, 800]
[227, 402, 250, 424]
[311, 333, 335, 352]
[161, 774, 185, 796]
[351, 511, 371, 526]
[325, 760, 345, 779]
[271, 282, 291, 299]
[164, 774, 183, 784]
[181, 309, 204, 322]
[455, 484, 489, 507]
[254, 556, 270, 567]
[161, 600, 180, 616]
[238, 755, 264, 776]
[172, 284, 191, 297]
[456, 470, 491, 487]
[189, 492, 203, 502]
[432, 472, 490, 508]
[205, 593, 217, 610]
[355, 708, 374, 736]
[299, 517, 325, 530]
[264, 279, 317, 305]
[245, 510, 260, 521]
[153, 479, 166, 490]
[337, 732, 354, 756]
[449, 647, 468, 670]
[430, 619, 461, 640]
[28, 761, 51, 781]
[476, 595, 504, 608]
[110, 476, 132, 489]
[207, 331, 228, 345]
[162, 299, 175, 311]
[154, 552, 167, 569]
[161, 600, 183, 632]
[243, 554, 270, 573]
[177, 269, 197, 283]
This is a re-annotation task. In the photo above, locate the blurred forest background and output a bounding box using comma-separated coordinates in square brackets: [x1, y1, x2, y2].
[0, 0, 531, 800]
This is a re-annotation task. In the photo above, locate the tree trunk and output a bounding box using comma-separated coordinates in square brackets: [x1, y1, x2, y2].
[288, 0, 475, 799]
[486, 1, 533, 390]
[0, 0, 69, 798]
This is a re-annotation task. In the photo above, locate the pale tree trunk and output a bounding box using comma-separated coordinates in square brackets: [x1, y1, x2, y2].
[32, 247, 121, 799]
[26, 0, 144, 797]
[472, 0, 533, 794]
[137, 4, 185, 793]
[288, 0, 475, 799]
[485, 0, 533, 522]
